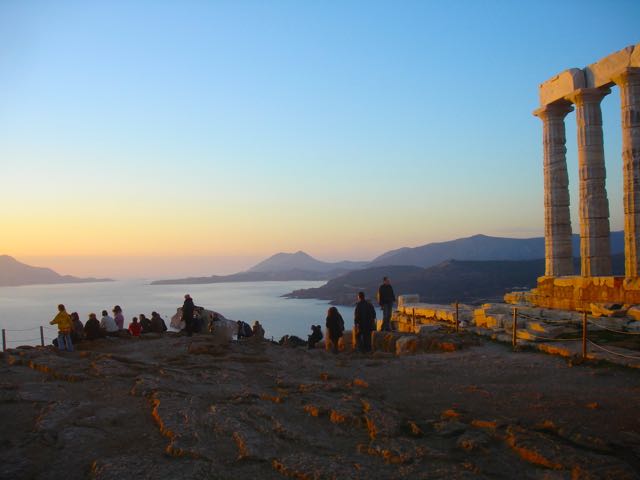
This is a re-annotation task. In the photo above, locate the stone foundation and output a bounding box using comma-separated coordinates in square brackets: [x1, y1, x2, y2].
[507, 276, 640, 311]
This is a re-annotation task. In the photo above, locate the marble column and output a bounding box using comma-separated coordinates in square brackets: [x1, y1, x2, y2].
[534, 101, 574, 277]
[613, 68, 640, 278]
[567, 88, 612, 277]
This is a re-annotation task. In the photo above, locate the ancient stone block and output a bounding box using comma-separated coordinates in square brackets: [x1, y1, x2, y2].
[585, 44, 636, 89]
[397, 295, 419, 308]
[539, 68, 585, 106]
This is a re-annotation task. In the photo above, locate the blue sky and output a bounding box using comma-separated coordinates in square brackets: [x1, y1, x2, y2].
[0, 1, 639, 277]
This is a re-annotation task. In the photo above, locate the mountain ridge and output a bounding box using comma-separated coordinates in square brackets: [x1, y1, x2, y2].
[0, 255, 112, 287]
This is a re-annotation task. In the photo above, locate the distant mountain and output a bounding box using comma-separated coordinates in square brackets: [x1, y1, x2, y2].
[285, 253, 626, 306]
[0, 255, 112, 287]
[368, 231, 625, 268]
[151, 251, 368, 285]
[248, 251, 367, 273]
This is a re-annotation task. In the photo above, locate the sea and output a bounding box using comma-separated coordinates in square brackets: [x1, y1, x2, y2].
[0, 280, 342, 348]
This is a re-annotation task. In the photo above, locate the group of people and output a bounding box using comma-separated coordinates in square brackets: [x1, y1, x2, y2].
[320, 277, 396, 354]
[180, 294, 265, 340]
[50, 277, 395, 354]
[50, 304, 169, 352]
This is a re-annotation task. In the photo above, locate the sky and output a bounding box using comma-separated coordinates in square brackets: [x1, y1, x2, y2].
[1, 0, 639, 278]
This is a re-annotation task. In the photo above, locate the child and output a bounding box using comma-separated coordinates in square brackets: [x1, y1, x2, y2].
[128, 317, 142, 337]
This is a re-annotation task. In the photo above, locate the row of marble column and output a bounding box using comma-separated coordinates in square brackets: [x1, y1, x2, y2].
[534, 67, 640, 278]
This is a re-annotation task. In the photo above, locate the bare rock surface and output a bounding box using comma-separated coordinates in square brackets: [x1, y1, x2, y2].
[1, 333, 639, 479]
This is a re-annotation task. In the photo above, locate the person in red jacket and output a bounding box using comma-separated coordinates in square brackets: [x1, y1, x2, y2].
[128, 317, 142, 337]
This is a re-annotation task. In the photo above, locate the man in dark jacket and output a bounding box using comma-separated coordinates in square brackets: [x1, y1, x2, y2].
[354, 291, 376, 353]
[182, 294, 195, 336]
[377, 276, 396, 331]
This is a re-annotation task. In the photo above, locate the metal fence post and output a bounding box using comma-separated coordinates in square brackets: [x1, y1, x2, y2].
[512, 308, 518, 350]
[455, 302, 460, 333]
[40, 326, 45, 347]
[582, 311, 587, 360]
[2, 329, 5, 352]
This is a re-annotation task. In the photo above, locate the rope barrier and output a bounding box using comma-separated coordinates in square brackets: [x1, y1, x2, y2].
[586, 318, 640, 335]
[522, 332, 581, 342]
[516, 312, 578, 325]
[2, 326, 44, 332]
[587, 339, 640, 360]
[6, 338, 43, 343]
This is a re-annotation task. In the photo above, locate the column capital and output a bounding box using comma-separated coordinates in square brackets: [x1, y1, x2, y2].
[533, 100, 574, 120]
[565, 87, 611, 106]
[612, 67, 640, 88]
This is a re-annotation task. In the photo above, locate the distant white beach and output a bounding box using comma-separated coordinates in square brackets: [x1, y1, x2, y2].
[0, 280, 338, 348]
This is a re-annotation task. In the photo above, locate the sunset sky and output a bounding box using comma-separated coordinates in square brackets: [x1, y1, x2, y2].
[1, 1, 639, 278]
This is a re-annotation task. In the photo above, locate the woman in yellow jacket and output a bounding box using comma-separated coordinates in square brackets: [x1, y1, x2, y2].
[50, 304, 74, 352]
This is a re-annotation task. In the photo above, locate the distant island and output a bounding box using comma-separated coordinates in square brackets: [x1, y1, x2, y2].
[151, 251, 367, 285]
[151, 232, 625, 290]
[284, 254, 626, 306]
[0, 255, 112, 287]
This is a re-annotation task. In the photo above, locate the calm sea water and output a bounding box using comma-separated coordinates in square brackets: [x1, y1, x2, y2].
[0, 280, 346, 348]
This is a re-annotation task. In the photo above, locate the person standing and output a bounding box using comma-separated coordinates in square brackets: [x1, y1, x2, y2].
[182, 294, 195, 336]
[377, 276, 396, 332]
[354, 292, 376, 353]
[50, 304, 74, 352]
[325, 306, 345, 354]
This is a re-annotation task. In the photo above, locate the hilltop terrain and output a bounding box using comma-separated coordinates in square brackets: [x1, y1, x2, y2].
[1, 334, 638, 479]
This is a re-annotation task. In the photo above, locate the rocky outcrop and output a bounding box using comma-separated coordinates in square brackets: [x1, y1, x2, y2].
[1, 334, 639, 479]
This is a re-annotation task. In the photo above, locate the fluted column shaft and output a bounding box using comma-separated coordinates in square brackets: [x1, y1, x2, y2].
[613, 68, 640, 278]
[567, 88, 612, 277]
[534, 102, 574, 276]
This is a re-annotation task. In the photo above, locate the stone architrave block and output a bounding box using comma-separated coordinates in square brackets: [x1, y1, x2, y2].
[585, 44, 637, 88]
[631, 45, 640, 66]
[397, 295, 419, 308]
[539, 68, 586, 105]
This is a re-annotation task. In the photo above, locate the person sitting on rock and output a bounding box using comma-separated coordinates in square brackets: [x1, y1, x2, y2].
[150, 311, 167, 333]
[237, 320, 253, 340]
[252, 321, 265, 340]
[100, 310, 118, 336]
[307, 324, 323, 349]
[128, 317, 142, 337]
[70, 312, 84, 344]
[84, 313, 104, 341]
[112, 305, 125, 330]
[139, 314, 152, 334]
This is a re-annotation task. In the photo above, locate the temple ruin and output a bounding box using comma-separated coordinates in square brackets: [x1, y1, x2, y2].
[520, 43, 640, 310]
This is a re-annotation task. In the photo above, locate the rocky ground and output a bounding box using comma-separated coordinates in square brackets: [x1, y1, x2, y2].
[1, 333, 639, 479]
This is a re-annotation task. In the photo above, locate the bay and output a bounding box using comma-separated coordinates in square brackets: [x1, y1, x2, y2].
[0, 280, 350, 348]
